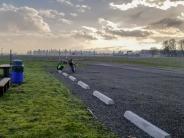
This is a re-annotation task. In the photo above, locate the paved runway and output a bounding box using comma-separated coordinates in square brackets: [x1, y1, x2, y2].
[51, 63, 184, 138]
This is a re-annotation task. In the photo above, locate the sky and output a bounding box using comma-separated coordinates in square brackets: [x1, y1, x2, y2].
[0, 0, 184, 53]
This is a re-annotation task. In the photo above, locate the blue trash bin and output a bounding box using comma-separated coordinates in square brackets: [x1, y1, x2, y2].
[11, 59, 24, 84]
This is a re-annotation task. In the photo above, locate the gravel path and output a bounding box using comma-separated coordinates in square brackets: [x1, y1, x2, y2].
[49, 63, 184, 138]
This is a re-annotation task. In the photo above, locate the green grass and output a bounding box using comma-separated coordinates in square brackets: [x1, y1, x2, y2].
[1, 56, 182, 137]
[0, 59, 116, 138]
[78, 56, 184, 70]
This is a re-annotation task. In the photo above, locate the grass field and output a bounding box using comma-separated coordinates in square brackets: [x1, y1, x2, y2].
[0, 59, 116, 138]
[0, 56, 183, 137]
[78, 56, 184, 70]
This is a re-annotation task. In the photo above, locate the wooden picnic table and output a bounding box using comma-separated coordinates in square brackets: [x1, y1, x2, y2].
[0, 64, 11, 77]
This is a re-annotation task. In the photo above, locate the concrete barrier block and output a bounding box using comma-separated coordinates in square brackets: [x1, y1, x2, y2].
[77, 81, 90, 89]
[62, 72, 68, 77]
[93, 91, 114, 105]
[69, 76, 77, 81]
[58, 70, 62, 74]
[124, 111, 171, 138]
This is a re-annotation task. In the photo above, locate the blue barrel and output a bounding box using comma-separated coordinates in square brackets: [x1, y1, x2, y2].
[11, 59, 24, 84]
[12, 59, 23, 66]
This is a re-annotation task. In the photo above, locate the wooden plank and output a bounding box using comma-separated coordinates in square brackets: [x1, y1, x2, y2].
[0, 78, 11, 87]
[0, 64, 11, 68]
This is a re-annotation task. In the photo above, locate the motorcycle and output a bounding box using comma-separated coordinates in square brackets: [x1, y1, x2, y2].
[57, 59, 77, 73]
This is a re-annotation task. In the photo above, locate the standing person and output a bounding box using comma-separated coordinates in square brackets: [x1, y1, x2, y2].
[68, 58, 76, 73]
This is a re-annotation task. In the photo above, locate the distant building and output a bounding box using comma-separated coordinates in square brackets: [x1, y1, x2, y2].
[139, 50, 152, 57]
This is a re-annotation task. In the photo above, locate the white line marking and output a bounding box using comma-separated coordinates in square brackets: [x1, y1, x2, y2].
[124, 111, 171, 138]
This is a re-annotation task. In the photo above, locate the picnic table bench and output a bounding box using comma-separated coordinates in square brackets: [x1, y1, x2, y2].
[0, 78, 11, 96]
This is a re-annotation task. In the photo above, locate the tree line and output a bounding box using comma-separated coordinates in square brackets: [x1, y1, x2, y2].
[150, 39, 184, 57]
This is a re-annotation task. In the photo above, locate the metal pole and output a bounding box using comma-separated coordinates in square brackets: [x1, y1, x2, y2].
[10, 49, 12, 65]
[1, 48, 3, 57]
[59, 49, 61, 61]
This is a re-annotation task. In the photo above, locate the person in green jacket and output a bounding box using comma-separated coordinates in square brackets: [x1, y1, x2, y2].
[57, 61, 65, 71]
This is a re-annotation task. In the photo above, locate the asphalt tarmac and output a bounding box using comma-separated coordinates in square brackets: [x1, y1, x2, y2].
[50, 63, 184, 138]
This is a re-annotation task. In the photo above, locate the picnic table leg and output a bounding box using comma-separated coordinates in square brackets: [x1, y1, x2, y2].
[0, 87, 4, 96]
[7, 81, 10, 88]
[5, 81, 10, 92]
[3, 68, 10, 77]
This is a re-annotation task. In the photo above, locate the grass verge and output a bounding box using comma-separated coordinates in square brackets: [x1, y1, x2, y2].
[0, 60, 116, 138]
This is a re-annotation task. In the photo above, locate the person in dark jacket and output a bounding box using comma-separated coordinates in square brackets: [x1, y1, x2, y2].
[68, 58, 76, 73]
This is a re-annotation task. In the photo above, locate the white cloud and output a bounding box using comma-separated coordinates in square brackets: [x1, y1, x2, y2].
[110, 0, 184, 11]
[72, 18, 152, 42]
[70, 12, 78, 17]
[76, 4, 91, 13]
[148, 18, 184, 30]
[98, 18, 152, 38]
[0, 3, 51, 33]
[55, 0, 91, 14]
[56, 0, 74, 6]
[72, 26, 100, 40]
[177, 12, 184, 20]
[98, 18, 120, 30]
[39, 9, 65, 19]
[59, 18, 72, 24]
[38, 9, 72, 25]
[82, 26, 97, 32]
[72, 30, 99, 40]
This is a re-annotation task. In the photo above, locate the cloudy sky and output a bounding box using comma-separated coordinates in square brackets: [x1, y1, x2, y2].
[0, 0, 184, 53]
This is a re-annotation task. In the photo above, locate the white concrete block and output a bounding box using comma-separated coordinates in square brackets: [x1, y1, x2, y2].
[124, 111, 171, 138]
[58, 70, 62, 74]
[93, 91, 114, 105]
[62, 72, 68, 77]
[77, 81, 90, 89]
[69, 76, 77, 81]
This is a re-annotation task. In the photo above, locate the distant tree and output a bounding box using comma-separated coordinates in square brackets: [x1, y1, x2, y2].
[163, 40, 170, 56]
[150, 47, 159, 57]
[178, 39, 184, 56]
[169, 39, 177, 56]
[162, 39, 177, 56]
